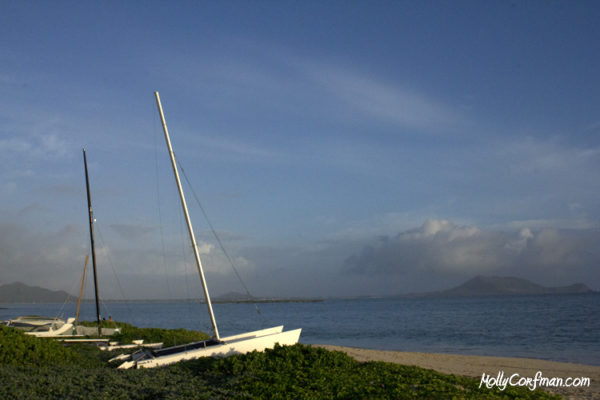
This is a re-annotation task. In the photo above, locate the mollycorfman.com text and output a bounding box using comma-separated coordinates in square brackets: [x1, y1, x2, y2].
[480, 371, 590, 391]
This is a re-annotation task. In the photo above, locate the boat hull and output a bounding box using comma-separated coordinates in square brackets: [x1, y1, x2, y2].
[3, 316, 65, 331]
[118, 326, 302, 369]
[24, 318, 77, 337]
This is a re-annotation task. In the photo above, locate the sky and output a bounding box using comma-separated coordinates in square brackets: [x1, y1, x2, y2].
[1, 1, 599, 300]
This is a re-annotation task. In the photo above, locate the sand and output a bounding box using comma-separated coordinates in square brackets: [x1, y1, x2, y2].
[316, 345, 600, 400]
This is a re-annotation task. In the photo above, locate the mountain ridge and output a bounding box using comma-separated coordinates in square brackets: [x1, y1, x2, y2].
[0, 278, 595, 303]
[412, 275, 594, 298]
[0, 282, 75, 303]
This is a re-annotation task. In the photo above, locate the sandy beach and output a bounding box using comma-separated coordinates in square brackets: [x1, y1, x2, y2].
[316, 345, 600, 400]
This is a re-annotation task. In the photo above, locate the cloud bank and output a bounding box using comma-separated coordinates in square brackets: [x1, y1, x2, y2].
[1, 219, 598, 299]
[342, 219, 599, 289]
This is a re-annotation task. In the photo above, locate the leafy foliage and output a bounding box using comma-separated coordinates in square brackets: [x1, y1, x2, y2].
[79, 320, 210, 346]
[79, 320, 120, 329]
[0, 326, 81, 367]
[0, 327, 562, 399]
[112, 323, 210, 347]
[204, 344, 561, 399]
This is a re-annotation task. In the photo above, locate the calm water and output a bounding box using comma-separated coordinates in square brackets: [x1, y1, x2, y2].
[2, 293, 598, 365]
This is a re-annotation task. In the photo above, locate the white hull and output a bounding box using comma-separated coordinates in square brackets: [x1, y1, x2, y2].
[118, 326, 301, 369]
[6, 315, 64, 326]
[25, 317, 77, 337]
[99, 340, 163, 351]
[74, 325, 120, 336]
[3, 316, 65, 331]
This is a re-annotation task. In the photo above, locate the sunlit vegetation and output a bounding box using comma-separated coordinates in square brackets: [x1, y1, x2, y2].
[0, 325, 82, 367]
[79, 320, 210, 346]
[0, 326, 561, 399]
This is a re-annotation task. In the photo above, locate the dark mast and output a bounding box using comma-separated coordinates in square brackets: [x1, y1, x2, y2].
[83, 149, 102, 336]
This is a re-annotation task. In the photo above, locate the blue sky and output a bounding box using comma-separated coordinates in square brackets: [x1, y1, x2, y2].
[1, 1, 599, 299]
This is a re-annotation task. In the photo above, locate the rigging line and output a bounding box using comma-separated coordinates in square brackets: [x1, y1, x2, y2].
[94, 223, 130, 319]
[55, 274, 81, 320]
[81, 256, 90, 320]
[55, 256, 88, 320]
[152, 103, 174, 300]
[177, 159, 262, 316]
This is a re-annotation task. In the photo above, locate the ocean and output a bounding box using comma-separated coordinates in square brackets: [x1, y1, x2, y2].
[2, 293, 598, 365]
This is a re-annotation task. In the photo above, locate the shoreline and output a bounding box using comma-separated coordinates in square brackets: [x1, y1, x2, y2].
[316, 345, 600, 400]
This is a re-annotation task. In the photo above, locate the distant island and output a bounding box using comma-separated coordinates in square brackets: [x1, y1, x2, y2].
[0, 282, 75, 303]
[413, 275, 595, 298]
[1, 277, 594, 304]
[212, 291, 323, 304]
[0, 283, 322, 304]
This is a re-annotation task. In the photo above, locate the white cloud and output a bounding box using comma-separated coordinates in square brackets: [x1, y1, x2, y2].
[0, 132, 69, 159]
[505, 227, 533, 253]
[502, 136, 600, 174]
[304, 64, 464, 132]
[399, 219, 480, 241]
[196, 242, 213, 255]
[343, 219, 600, 282]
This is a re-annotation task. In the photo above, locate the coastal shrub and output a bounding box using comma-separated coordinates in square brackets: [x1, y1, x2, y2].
[112, 323, 210, 347]
[0, 364, 223, 400]
[200, 344, 561, 400]
[80, 320, 210, 346]
[79, 319, 120, 329]
[0, 326, 81, 367]
[0, 328, 562, 400]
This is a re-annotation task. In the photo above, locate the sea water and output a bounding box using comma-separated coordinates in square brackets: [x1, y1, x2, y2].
[2, 293, 598, 365]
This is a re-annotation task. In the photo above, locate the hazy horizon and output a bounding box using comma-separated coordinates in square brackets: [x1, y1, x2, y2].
[1, 272, 597, 302]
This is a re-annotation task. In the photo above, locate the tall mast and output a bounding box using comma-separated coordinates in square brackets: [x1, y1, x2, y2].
[154, 91, 220, 340]
[83, 149, 102, 337]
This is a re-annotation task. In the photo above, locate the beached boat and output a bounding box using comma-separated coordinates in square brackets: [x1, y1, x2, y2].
[116, 92, 301, 369]
[18, 150, 116, 338]
[3, 315, 69, 332]
[25, 317, 77, 337]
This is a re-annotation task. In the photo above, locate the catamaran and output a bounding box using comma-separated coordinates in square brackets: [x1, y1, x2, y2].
[116, 92, 301, 369]
[3, 316, 72, 332]
[17, 150, 117, 338]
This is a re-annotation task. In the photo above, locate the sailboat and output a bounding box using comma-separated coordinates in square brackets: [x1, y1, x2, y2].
[23, 150, 116, 338]
[4, 316, 73, 333]
[116, 92, 301, 369]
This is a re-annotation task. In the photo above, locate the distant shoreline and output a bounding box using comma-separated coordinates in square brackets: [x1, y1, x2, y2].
[2, 277, 595, 304]
[3, 292, 599, 304]
[0, 298, 324, 304]
[212, 298, 323, 304]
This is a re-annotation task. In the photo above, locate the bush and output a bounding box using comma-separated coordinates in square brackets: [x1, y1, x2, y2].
[79, 320, 210, 346]
[112, 323, 210, 347]
[0, 326, 84, 367]
[0, 327, 562, 400]
[197, 344, 561, 400]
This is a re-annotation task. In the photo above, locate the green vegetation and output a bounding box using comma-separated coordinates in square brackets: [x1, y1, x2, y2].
[79, 321, 210, 346]
[0, 326, 561, 399]
[0, 325, 82, 367]
[79, 320, 121, 329]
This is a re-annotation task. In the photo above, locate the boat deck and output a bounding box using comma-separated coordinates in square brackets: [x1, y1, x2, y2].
[151, 339, 221, 357]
